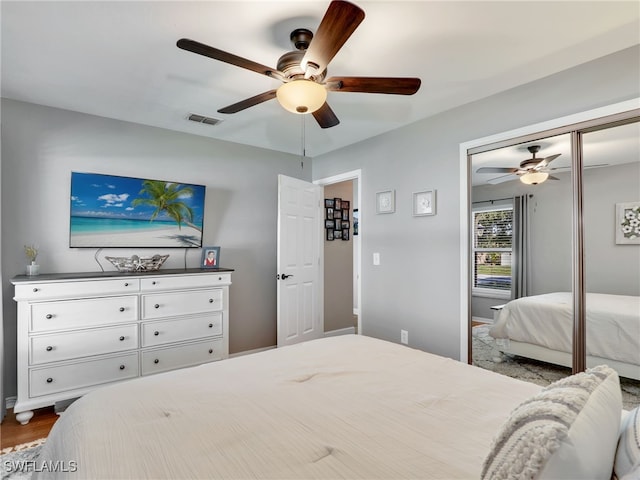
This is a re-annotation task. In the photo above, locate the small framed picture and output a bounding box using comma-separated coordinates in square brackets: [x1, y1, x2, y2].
[342, 209, 349, 221]
[334, 219, 342, 230]
[326, 207, 334, 219]
[334, 229, 343, 239]
[353, 209, 359, 235]
[334, 198, 342, 210]
[201, 246, 221, 268]
[413, 190, 436, 216]
[342, 229, 350, 241]
[616, 201, 640, 244]
[342, 200, 350, 210]
[376, 190, 395, 214]
[326, 229, 334, 241]
[325, 219, 335, 229]
[333, 209, 342, 219]
[324, 198, 335, 208]
[341, 220, 350, 229]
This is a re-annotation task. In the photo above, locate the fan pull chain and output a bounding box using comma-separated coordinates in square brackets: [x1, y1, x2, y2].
[300, 115, 306, 169]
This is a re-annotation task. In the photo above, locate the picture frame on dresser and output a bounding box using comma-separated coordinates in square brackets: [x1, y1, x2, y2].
[201, 246, 221, 268]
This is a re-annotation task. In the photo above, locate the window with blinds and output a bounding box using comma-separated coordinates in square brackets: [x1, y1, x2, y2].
[473, 207, 513, 292]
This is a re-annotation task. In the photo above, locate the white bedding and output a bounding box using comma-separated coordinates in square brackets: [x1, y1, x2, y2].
[489, 292, 640, 366]
[36, 335, 541, 479]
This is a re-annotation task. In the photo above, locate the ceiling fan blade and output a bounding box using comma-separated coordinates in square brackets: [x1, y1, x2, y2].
[301, 1, 365, 77]
[325, 77, 421, 95]
[476, 167, 519, 174]
[312, 102, 340, 129]
[177, 38, 284, 81]
[217, 90, 278, 114]
[535, 153, 561, 169]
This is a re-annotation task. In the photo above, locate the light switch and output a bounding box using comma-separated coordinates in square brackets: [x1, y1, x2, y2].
[373, 252, 380, 265]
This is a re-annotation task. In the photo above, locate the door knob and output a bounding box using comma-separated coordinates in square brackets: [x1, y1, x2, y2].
[281, 274, 294, 280]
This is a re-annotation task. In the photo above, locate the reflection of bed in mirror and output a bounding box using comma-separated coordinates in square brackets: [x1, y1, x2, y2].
[489, 292, 640, 380]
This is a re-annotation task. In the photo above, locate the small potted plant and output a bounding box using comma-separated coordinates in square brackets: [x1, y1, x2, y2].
[24, 244, 39, 276]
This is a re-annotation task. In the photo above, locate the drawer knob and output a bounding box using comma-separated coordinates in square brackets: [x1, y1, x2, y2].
[154, 304, 160, 309]
[46, 377, 53, 383]
[46, 314, 53, 319]
[152, 281, 157, 285]
[119, 307, 125, 312]
[209, 298, 214, 303]
[209, 349, 213, 354]
[119, 365, 125, 370]
[154, 331, 159, 336]
[208, 323, 213, 328]
[33, 288, 40, 292]
[154, 359, 159, 364]
[218, 277, 222, 281]
[46, 346, 53, 352]
[124, 282, 129, 287]
[119, 336, 125, 341]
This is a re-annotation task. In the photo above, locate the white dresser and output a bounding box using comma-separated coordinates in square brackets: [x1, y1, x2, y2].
[11, 268, 232, 425]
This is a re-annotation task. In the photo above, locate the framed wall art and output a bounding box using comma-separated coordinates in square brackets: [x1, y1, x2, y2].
[413, 190, 436, 216]
[616, 201, 640, 244]
[376, 190, 395, 214]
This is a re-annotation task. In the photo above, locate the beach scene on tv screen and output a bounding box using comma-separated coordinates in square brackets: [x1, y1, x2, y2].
[70, 172, 205, 248]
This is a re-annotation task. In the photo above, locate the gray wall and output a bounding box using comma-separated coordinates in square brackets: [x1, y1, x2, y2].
[1, 98, 309, 399]
[472, 162, 640, 320]
[311, 45, 640, 359]
[323, 181, 354, 333]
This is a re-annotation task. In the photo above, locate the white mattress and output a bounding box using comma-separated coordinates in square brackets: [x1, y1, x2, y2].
[489, 292, 640, 366]
[35, 335, 541, 479]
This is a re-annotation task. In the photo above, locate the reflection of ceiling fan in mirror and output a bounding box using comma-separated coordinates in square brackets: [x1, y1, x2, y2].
[477, 145, 561, 185]
[176, 0, 421, 129]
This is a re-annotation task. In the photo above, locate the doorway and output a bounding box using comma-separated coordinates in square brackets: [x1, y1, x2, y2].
[315, 170, 362, 335]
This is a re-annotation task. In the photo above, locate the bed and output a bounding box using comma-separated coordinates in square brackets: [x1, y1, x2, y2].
[34, 334, 634, 479]
[489, 292, 640, 381]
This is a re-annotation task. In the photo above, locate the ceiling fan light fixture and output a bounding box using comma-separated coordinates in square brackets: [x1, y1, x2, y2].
[520, 171, 549, 185]
[276, 79, 327, 114]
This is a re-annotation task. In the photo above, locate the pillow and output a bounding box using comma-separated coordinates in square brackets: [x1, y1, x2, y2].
[481, 365, 622, 480]
[615, 406, 640, 479]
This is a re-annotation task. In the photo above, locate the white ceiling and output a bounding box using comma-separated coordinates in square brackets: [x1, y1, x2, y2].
[2, 1, 639, 157]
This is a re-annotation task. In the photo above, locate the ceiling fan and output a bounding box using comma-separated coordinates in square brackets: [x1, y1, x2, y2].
[477, 145, 561, 185]
[177, 0, 421, 128]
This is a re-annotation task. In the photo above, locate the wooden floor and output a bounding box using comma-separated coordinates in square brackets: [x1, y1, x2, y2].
[1, 407, 58, 449]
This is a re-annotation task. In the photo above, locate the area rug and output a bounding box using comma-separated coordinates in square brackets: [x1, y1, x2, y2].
[1, 438, 46, 480]
[472, 324, 640, 410]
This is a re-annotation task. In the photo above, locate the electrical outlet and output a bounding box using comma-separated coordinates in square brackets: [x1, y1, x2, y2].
[373, 252, 380, 265]
[401, 329, 408, 345]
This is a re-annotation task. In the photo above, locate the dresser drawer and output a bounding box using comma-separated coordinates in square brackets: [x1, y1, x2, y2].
[140, 274, 231, 291]
[141, 313, 222, 347]
[15, 278, 140, 301]
[141, 339, 223, 375]
[29, 353, 139, 398]
[30, 324, 138, 365]
[30, 296, 138, 332]
[141, 289, 222, 319]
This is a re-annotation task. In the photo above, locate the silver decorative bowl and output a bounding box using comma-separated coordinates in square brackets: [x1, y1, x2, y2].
[105, 254, 169, 272]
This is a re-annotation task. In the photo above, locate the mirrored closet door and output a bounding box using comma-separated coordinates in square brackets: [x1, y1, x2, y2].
[468, 111, 640, 404]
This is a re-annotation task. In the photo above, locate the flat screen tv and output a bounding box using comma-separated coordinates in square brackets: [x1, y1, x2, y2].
[70, 172, 206, 248]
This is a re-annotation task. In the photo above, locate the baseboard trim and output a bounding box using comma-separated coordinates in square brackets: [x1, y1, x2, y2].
[324, 327, 356, 337]
[5, 396, 17, 409]
[229, 346, 275, 358]
[472, 316, 493, 324]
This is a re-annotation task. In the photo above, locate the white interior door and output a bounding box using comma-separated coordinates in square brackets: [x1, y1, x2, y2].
[277, 174, 323, 347]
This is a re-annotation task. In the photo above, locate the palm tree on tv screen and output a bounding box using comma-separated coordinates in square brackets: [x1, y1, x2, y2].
[132, 180, 201, 232]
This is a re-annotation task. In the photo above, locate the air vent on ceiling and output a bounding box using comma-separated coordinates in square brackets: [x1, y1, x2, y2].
[188, 113, 223, 126]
